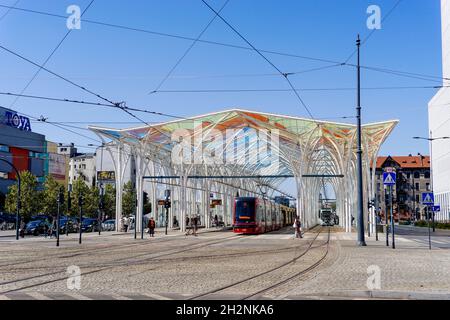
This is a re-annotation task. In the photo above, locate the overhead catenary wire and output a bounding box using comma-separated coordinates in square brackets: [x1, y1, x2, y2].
[152, 85, 449, 93]
[0, 91, 186, 120]
[343, 0, 404, 64]
[200, 0, 315, 119]
[0, 104, 102, 144]
[0, 44, 151, 126]
[8, 0, 95, 109]
[0, 0, 20, 22]
[1, 3, 449, 84]
[0, 3, 339, 66]
[149, 0, 230, 94]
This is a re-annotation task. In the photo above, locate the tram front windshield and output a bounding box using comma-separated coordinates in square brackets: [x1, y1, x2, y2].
[235, 199, 255, 223]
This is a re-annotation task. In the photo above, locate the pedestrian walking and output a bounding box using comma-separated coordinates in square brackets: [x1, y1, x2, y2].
[193, 215, 198, 236]
[19, 220, 25, 238]
[148, 217, 156, 237]
[294, 216, 302, 239]
[123, 216, 129, 233]
[48, 218, 56, 239]
[185, 216, 192, 235]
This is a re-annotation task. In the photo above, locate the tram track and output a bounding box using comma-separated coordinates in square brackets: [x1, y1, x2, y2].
[242, 228, 331, 299]
[189, 227, 330, 300]
[0, 229, 232, 268]
[0, 234, 244, 293]
[0, 227, 328, 296]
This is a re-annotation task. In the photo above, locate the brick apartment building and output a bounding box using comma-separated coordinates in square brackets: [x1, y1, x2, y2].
[373, 154, 430, 221]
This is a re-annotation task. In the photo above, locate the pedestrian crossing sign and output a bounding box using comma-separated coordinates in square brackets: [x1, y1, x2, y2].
[422, 192, 434, 205]
[382, 172, 396, 185]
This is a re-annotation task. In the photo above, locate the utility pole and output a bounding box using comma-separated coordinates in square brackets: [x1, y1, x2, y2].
[429, 131, 435, 233]
[134, 196, 137, 240]
[385, 186, 389, 247]
[78, 194, 83, 244]
[374, 196, 379, 241]
[67, 185, 72, 236]
[165, 190, 171, 235]
[390, 184, 395, 249]
[141, 191, 145, 240]
[56, 187, 64, 247]
[356, 34, 366, 246]
[99, 186, 103, 236]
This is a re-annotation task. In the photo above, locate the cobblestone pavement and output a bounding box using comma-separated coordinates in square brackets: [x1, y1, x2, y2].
[0, 226, 449, 300]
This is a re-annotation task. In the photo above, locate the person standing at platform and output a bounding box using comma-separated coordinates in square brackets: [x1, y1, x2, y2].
[193, 215, 198, 236]
[294, 216, 302, 239]
[123, 216, 129, 233]
[148, 217, 156, 237]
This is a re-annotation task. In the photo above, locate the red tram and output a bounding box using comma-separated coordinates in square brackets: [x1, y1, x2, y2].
[233, 197, 296, 235]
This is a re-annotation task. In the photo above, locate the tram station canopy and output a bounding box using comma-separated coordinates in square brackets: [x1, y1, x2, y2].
[89, 108, 398, 233]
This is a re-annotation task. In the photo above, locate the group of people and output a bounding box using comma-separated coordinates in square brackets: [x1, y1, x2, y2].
[185, 215, 199, 236]
[293, 216, 303, 239]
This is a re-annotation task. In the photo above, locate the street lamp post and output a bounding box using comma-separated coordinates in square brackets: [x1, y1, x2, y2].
[78, 194, 83, 244]
[0, 159, 21, 240]
[56, 186, 64, 247]
[98, 183, 104, 236]
[413, 133, 450, 231]
[356, 35, 366, 247]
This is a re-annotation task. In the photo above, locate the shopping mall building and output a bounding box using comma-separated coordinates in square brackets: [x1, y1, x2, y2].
[0, 106, 68, 208]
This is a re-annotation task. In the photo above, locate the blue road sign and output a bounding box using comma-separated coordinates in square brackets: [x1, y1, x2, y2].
[382, 172, 396, 186]
[432, 205, 440, 212]
[422, 192, 434, 205]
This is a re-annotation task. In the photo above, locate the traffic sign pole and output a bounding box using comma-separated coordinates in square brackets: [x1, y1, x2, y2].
[382, 171, 396, 247]
[385, 185, 389, 247]
[390, 185, 395, 249]
[428, 206, 432, 250]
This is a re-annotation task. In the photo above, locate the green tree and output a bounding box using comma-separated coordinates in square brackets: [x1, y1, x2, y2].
[41, 175, 63, 215]
[122, 181, 136, 217]
[70, 178, 90, 217]
[102, 184, 116, 218]
[85, 185, 99, 217]
[5, 171, 41, 221]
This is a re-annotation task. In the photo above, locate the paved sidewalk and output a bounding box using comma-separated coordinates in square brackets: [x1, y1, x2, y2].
[276, 232, 450, 299]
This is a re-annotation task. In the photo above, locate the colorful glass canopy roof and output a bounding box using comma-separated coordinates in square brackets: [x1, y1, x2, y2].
[89, 108, 398, 187]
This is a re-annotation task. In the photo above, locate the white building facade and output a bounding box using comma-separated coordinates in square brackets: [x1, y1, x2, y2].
[428, 0, 450, 222]
[69, 153, 97, 187]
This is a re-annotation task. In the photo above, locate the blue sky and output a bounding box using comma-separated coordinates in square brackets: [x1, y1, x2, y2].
[0, 0, 444, 158]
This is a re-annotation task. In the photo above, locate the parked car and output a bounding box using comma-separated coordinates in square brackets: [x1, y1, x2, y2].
[25, 220, 51, 236]
[102, 219, 116, 231]
[81, 218, 100, 232]
[59, 217, 78, 234]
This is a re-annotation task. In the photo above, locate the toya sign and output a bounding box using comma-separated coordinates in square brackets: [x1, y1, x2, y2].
[4, 111, 31, 131]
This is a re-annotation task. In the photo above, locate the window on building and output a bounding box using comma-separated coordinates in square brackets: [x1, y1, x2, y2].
[0, 145, 9, 153]
[414, 172, 420, 179]
[407, 172, 411, 179]
[415, 183, 419, 191]
[424, 171, 430, 179]
[416, 195, 420, 202]
[426, 183, 430, 191]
